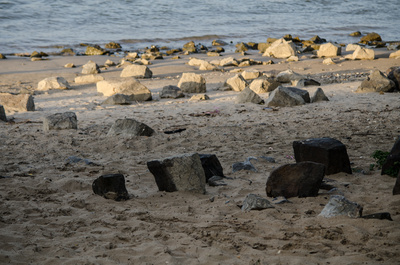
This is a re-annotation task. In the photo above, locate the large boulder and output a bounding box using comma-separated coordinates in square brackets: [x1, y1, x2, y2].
[74, 74, 104, 84]
[249, 76, 280, 94]
[262, 38, 297, 59]
[266, 161, 326, 198]
[107, 118, 154, 137]
[37, 77, 70, 91]
[160, 85, 184, 99]
[0, 105, 7, 121]
[147, 153, 206, 193]
[319, 195, 363, 218]
[82, 60, 100, 74]
[225, 74, 248, 91]
[120, 64, 153, 78]
[178, 73, 206, 93]
[356, 70, 396, 93]
[92, 174, 129, 201]
[265, 86, 308, 107]
[317, 43, 341, 57]
[276, 70, 305, 83]
[235, 87, 264, 104]
[96, 77, 152, 101]
[382, 136, 400, 178]
[0, 93, 35, 112]
[42, 112, 77, 131]
[293, 137, 352, 175]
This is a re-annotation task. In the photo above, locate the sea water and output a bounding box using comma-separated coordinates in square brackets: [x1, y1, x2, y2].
[0, 0, 399, 54]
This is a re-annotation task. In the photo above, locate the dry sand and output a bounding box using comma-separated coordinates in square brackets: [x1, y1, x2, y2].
[0, 48, 400, 265]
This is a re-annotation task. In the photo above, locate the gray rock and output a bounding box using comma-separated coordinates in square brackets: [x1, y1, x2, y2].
[66, 156, 98, 166]
[120, 64, 153, 78]
[241, 194, 274, 212]
[208, 176, 227, 187]
[232, 158, 257, 173]
[102, 94, 131, 105]
[235, 87, 264, 104]
[319, 195, 363, 218]
[259, 156, 276, 163]
[249, 76, 280, 94]
[178, 73, 206, 93]
[82, 60, 100, 74]
[92, 174, 129, 201]
[160, 85, 184, 99]
[107, 118, 154, 137]
[43, 112, 77, 131]
[293, 137, 352, 175]
[356, 70, 396, 93]
[276, 70, 305, 83]
[266, 161, 325, 198]
[317, 43, 341, 57]
[0, 93, 35, 112]
[97, 77, 152, 101]
[311, 88, 329, 103]
[147, 153, 206, 193]
[241, 70, 262, 80]
[265, 86, 307, 107]
[0, 105, 7, 121]
[292, 79, 321, 87]
[361, 212, 393, 221]
[386, 66, 400, 90]
[219, 57, 239, 67]
[37, 77, 70, 91]
[225, 74, 248, 92]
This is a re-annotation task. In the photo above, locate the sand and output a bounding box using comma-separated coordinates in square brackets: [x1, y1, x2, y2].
[0, 48, 400, 265]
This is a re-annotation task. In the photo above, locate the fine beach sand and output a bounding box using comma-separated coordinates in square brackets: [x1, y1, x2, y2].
[1, 48, 400, 265]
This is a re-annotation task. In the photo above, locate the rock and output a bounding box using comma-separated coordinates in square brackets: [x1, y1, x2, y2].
[207, 52, 221, 57]
[386, 67, 400, 90]
[61, 48, 75, 55]
[241, 70, 261, 80]
[82, 60, 100, 74]
[241, 194, 274, 212]
[319, 195, 362, 218]
[225, 74, 248, 92]
[189, 94, 210, 101]
[232, 157, 257, 173]
[323, 58, 335, 65]
[92, 174, 129, 201]
[360, 32, 382, 43]
[382, 136, 400, 178]
[199, 154, 225, 182]
[147, 153, 206, 193]
[66, 156, 98, 166]
[74, 74, 104, 84]
[249, 76, 280, 94]
[346, 44, 360, 51]
[317, 43, 341, 57]
[178, 73, 206, 93]
[293, 137, 352, 175]
[350, 31, 361, 37]
[212, 39, 228, 46]
[276, 69, 305, 83]
[219, 57, 239, 67]
[389, 50, 400, 59]
[0, 93, 35, 112]
[37, 77, 70, 91]
[105, 42, 121, 49]
[394, 171, 400, 195]
[257, 43, 270, 53]
[356, 70, 396, 93]
[292, 79, 321, 87]
[107, 118, 154, 137]
[64, 63, 75, 68]
[183, 41, 197, 53]
[120, 64, 152, 78]
[126, 52, 139, 59]
[235, 87, 264, 104]
[134, 58, 151, 65]
[85, 45, 106, 55]
[309, 35, 326, 44]
[0, 105, 7, 121]
[102, 94, 131, 105]
[361, 212, 393, 221]
[262, 38, 297, 59]
[208, 176, 227, 187]
[188, 58, 216, 70]
[265, 86, 308, 107]
[43, 112, 77, 131]
[96, 77, 152, 101]
[0, 53, 7, 59]
[235, 42, 249, 53]
[160, 85, 184, 99]
[266, 162, 325, 198]
[104, 59, 116, 67]
[287, 56, 299, 62]
[311, 88, 329, 103]
[350, 46, 375, 60]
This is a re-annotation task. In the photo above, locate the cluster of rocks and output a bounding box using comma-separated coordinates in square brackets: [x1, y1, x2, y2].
[357, 67, 400, 93]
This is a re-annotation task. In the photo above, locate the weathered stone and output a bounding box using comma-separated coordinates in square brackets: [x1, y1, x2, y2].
[266, 162, 325, 198]
[107, 118, 154, 137]
[265, 86, 308, 107]
[311, 88, 329, 103]
[92, 174, 129, 201]
[225, 74, 248, 92]
[394, 171, 400, 195]
[276, 69, 305, 83]
[350, 46, 375, 60]
[323, 58, 335, 65]
[0, 93, 35, 112]
[126, 52, 139, 59]
[360, 32, 382, 43]
[120, 64, 152, 78]
[102, 94, 131, 105]
[105, 42, 121, 49]
[147, 153, 206, 193]
[287, 56, 299, 62]
[241, 70, 261, 80]
[189, 94, 210, 101]
[208, 176, 227, 187]
[349, 31, 361, 37]
[235, 42, 249, 53]
[249, 76, 280, 94]
[212, 39, 228, 46]
[389, 50, 400, 59]
[382, 136, 400, 178]
[292, 79, 321, 87]
[207, 52, 221, 57]
[346, 44, 360, 51]
[310, 35, 326, 44]
[263, 38, 297, 58]
[0, 105, 7, 121]
[235, 87, 264, 104]
[219, 57, 239, 67]
[233, 157, 257, 173]
[183, 41, 197, 53]
[386, 66, 400, 90]
[82, 60, 100, 74]
[178, 73, 206, 93]
[257, 43, 270, 53]
[293, 137, 352, 175]
[37, 77, 70, 91]
[356, 70, 396, 93]
[61, 48, 75, 55]
[85, 45, 106, 55]
[188, 58, 216, 70]
[160, 85, 184, 99]
[319, 195, 362, 218]
[74, 74, 104, 84]
[64, 63, 75, 68]
[105, 59, 116, 66]
[199, 154, 225, 182]
[97, 77, 152, 101]
[317, 43, 341, 57]
[43, 112, 77, 131]
[242, 194, 274, 212]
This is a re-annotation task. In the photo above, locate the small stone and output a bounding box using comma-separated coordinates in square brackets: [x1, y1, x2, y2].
[105, 42, 121, 49]
[160, 85, 184, 99]
[74, 74, 104, 84]
[232, 158, 257, 173]
[120, 64, 152, 78]
[43, 112, 77, 131]
[349, 31, 361, 37]
[319, 195, 362, 218]
[0, 53, 7, 59]
[189, 94, 210, 101]
[225, 74, 248, 92]
[64, 63, 76, 68]
[235, 87, 264, 104]
[82, 60, 100, 74]
[311, 88, 329, 103]
[102, 94, 131, 105]
[241, 194, 274, 212]
[208, 176, 227, 187]
[360, 32, 382, 43]
[37, 77, 70, 91]
[107, 118, 154, 137]
[178, 73, 206, 93]
[85, 45, 106, 55]
[361, 212, 393, 221]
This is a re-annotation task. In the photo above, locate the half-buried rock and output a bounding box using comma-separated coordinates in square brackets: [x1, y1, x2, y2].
[147, 153, 206, 193]
[160, 85, 184, 99]
[266, 161, 325, 198]
[43, 112, 77, 131]
[293, 137, 352, 175]
[235, 87, 264, 104]
[92, 174, 129, 201]
[265, 86, 308, 107]
[178, 73, 206, 93]
[97, 77, 152, 101]
[319, 195, 362, 218]
[107, 118, 154, 137]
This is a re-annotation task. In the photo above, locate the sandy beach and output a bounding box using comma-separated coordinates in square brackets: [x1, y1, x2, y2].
[1, 45, 400, 265]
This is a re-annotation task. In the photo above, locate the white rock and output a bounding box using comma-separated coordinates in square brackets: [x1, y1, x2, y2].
[225, 74, 248, 92]
[241, 70, 261, 80]
[346, 44, 360, 52]
[178, 73, 206, 93]
[97, 77, 152, 101]
[262, 38, 297, 59]
[317, 43, 341, 57]
[120, 64, 152, 78]
[37, 77, 70, 91]
[389, 50, 400, 59]
[351, 46, 375, 60]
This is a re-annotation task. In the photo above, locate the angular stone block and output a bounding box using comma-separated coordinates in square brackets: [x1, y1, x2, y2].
[199, 154, 225, 182]
[43, 112, 77, 131]
[0, 93, 35, 112]
[107, 118, 154, 137]
[92, 174, 129, 201]
[293, 137, 352, 175]
[319, 195, 362, 218]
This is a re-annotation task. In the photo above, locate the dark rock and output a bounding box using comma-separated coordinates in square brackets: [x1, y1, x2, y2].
[272, 196, 291, 204]
[360, 32, 382, 43]
[311, 88, 329, 103]
[199, 154, 225, 182]
[92, 174, 129, 201]
[266, 161, 325, 198]
[357, 70, 396, 93]
[107, 118, 154, 137]
[164, 128, 186, 134]
[66, 156, 98, 166]
[208, 176, 227, 186]
[293, 137, 352, 175]
[382, 136, 400, 178]
[102, 94, 131, 105]
[241, 194, 274, 211]
[183, 41, 197, 53]
[292, 79, 321, 87]
[393, 171, 400, 195]
[361, 212, 393, 221]
[0, 105, 7, 122]
[310, 35, 326, 44]
[233, 157, 257, 173]
[386, 66, 400, 91]
[43, 112, 77, 131]
[160, 85, 184, 99]
[235, 87, 264, 104]
[319, 195, 363, 218]
[265, 86, 308, 107]
[147, 153, 206, 193]
[212, 39, 228, 46]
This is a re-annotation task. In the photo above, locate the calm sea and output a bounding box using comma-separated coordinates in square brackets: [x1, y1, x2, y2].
[0, 0, 399, 54]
